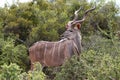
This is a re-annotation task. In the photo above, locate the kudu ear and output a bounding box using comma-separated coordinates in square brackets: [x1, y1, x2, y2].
[74, 23, 81, 29]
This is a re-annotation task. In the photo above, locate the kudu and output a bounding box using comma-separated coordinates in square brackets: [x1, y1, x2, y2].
[29, 7, 95, 70]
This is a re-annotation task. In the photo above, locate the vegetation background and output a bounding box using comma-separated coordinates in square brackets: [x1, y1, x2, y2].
[0, 0, 120, 80]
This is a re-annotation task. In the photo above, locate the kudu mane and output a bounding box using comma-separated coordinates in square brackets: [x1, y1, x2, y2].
[29, 6, 95, 69]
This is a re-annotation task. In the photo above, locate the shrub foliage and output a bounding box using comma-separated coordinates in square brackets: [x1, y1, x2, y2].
[0, 0, 120, 80]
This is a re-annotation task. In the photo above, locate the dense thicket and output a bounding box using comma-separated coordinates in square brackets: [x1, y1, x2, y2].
[0, 0, 120, 80]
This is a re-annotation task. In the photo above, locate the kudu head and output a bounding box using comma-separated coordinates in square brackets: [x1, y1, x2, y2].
[62, 6, 96, 40]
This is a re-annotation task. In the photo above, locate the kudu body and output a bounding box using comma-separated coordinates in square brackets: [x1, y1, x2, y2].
[29, 7, 95, 70]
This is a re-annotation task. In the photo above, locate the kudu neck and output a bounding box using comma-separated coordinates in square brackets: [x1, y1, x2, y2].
[73, 31, 82, 53]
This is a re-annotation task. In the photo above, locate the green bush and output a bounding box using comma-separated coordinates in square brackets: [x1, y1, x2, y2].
[28, 63, 46, 80]
[83, 35, 120, 56]
[55, 50, 120, 80]
[0, 0, 120, 80]
[19, 62, 46, 80]
[0, 63, 22, 80]
[0, 37, 29, 71]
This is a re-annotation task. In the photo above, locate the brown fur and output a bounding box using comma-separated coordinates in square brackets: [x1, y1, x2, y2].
[29, 38, 80, 69]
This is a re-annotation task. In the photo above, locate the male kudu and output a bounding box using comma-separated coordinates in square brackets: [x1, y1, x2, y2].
[29, 7, 95, 70]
